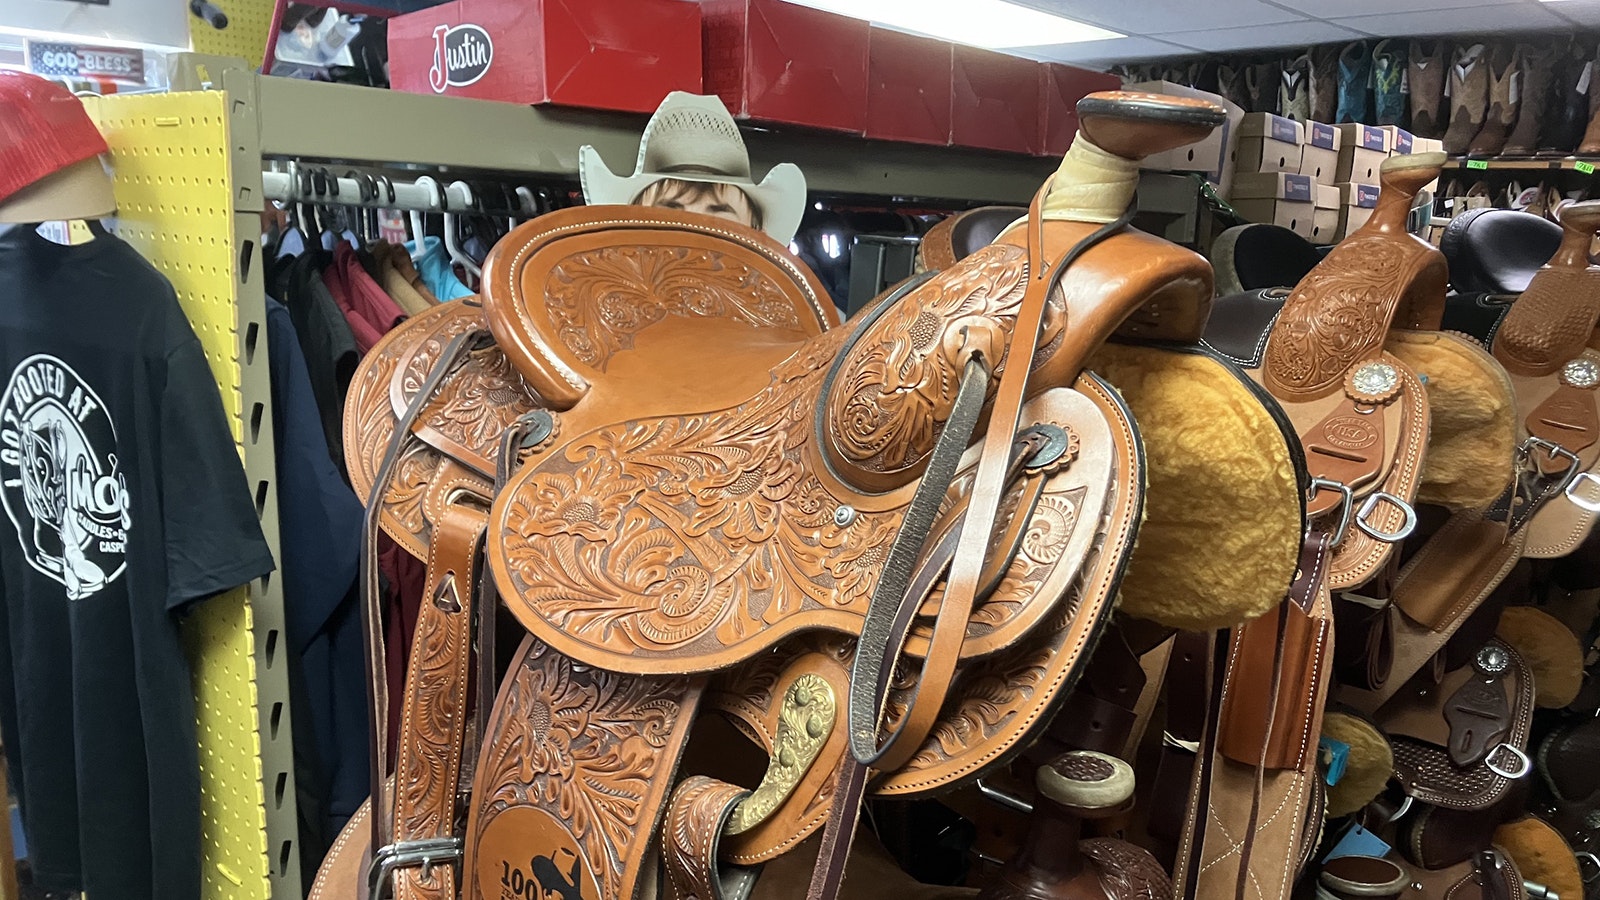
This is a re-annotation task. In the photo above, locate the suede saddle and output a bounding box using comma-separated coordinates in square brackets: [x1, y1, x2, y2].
[313, 92, 1312, 900]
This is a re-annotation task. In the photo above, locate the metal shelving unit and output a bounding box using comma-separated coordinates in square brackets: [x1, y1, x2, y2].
[247, 73, 1057, 204]
[1447, 154, 1600, 173]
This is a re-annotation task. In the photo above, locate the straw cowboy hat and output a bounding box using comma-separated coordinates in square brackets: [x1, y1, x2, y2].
[579, 92, 808, 244]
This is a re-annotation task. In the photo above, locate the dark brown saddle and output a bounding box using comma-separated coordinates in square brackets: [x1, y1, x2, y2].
[313, 91, 1318, 900]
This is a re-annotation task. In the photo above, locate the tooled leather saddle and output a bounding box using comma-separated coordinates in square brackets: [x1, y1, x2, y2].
[310, 91, 1316, 900]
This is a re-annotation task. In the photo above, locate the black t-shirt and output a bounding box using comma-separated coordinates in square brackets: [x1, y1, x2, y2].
[0, 224, 275, 900]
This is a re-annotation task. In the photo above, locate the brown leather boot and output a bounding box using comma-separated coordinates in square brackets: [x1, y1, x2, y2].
[1443, 42, 1490, 154]
[1216, 61, 1252, 112]
[1408, 39, 1448, 137]
[1468, 44, 1521, 156]
[1504, 44, 1554, 156]
[1311, 43, 1340, 122]
[1580, 58, 1600, 154]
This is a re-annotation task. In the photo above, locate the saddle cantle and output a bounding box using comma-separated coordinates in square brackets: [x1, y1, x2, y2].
[316, 90, 1332, 900]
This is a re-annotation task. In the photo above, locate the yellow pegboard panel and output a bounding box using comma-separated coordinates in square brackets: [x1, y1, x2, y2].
[190, 0, 276, 71]
[84, 92, 272, 900]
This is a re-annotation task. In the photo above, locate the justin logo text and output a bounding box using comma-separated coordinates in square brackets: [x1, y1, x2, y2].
[0, 355, 130, 599]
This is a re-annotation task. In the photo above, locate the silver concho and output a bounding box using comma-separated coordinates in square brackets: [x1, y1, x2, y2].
[1562, 358, 1600, 390]
[1474, 644, 1511, 678]
[1348, 361, 1401, 404]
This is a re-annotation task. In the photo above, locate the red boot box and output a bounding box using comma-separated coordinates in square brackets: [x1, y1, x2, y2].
[1040, 62, 1120, 157]
[865, 28, 953, 146]
[951, 45, 1044, 155]
[387, 0, 701, 112]
[702, 0, 869, 134]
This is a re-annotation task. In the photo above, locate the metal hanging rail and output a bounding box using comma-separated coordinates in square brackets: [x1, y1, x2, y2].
[262, 168, 488, 213]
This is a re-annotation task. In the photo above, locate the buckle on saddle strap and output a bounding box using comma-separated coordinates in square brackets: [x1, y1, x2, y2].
[1566, 471, 1600, 513]
[1354, 491, 1418, 543]
[1308, 478, 1355, 547]
[367, 838, 464, 899]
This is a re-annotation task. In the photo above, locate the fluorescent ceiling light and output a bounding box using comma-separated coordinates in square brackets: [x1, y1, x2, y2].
[785, 0, 1122, 48]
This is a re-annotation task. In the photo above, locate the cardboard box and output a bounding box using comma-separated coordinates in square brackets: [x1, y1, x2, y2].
[1125, 80, 1245, 197]
[1380, 125, 1415, 156]
[1230, 171, 1317, 240]
[1413, 136, 1445, 195]
[387, 0, 700, 111]
[1312, 183, 1340, 245]
[1300, 121, 1341, 185]
[1236, 113, 1304, 174]
[1040, 62, 1120, 157]
[951, 45, 1044, 155]
[1337, 182, 1381, 240]
[865, 28, 952, 146]
[703, 0, 869, 133]
[1336, 123, 1389, 184]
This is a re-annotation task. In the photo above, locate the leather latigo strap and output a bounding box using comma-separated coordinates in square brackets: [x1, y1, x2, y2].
[387, 503, 486, 900]
[1146, 630, 1212, 872]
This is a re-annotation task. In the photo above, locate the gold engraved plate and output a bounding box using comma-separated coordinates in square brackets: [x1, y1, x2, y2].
[724, 674, 836, 835]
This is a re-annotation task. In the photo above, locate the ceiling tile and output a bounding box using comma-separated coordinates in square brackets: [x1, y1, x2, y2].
[1154, 20, 1366, 52]
[1015, 0, 1301, 33]
[1019, 35, 1199, 65]
[1540, 0, 1600, 26]
[1329, 3, 1568, 35]
[1267, 0, 1518, 16]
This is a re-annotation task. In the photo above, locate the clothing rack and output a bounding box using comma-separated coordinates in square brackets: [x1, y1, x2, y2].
[261, 168, 521, 214]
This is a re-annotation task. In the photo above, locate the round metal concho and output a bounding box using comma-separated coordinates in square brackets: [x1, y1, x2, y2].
[1346, 360, 1402, 405]
[1562, 358, 1600, 390]
[832, 505, 858, 527]
[1474, 644, 1511, 678]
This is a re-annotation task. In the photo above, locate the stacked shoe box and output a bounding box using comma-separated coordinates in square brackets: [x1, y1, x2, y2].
[1229, 113, 1317, 241]
[1335, 123, 1388, 240]
[1301, 123, 1342, 245]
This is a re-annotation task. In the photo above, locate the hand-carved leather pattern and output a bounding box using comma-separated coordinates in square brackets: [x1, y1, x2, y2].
[1264, 237, 1422, 400]
[825, 243, 1030, 477]
[469, 640, 695, 900]
[1495, 268, 1600, 376]
[1081, 837, 1173, 900]
[545, 245, 804, 371]
[492, 328, 1100, 673]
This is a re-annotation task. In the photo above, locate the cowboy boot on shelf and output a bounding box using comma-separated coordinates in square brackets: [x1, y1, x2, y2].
[1250, 57, 1283, 114]
[1505, 44, 1556, 156]
[1372, 38, 1408, 125]
[1443, 42, 1490, 154]
[1217, 61, 1253, 112]
[1581, 43, 1600, 154]
[1469, 43, 1522, 156]
[1281, 54, 1313, 122]
[1338, 40, 1373, 123]
[1312, 43, 1341, 122]
[1463, 180, 1493, 210]
[1191, 59, 1220, 94]
[1409, 39, 1449, 137]
[977, 751, 1170, 900]
[1542, 38, 1592, 155]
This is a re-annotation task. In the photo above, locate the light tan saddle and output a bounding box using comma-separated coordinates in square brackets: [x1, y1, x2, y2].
[314, 91, 1313, 900]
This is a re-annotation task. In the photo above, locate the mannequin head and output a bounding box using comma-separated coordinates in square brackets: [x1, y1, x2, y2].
[632, 177, 761, 230]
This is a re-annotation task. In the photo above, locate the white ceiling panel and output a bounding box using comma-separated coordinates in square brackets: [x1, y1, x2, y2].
[1540, 0, 1600, 26]
[1267, 0, 1521, 16]
[1155, 20, 1367, 52]
[1329, 3, 1568, 37]
[1016, 0, 1300, 34]
[1019, 35, 1201, 65]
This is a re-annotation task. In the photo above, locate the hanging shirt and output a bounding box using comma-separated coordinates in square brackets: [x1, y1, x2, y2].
[0, 225, 275, 900]
[405, 235, 475, 301]
[270, 252, 359, 467]
[264, 297, 365, 848]
[324, 243, 405, 354]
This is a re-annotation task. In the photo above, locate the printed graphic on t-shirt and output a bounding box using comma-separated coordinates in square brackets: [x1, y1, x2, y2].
[0, 355, 130, 599]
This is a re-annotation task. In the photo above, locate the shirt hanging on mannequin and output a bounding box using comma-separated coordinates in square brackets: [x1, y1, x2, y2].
[0, 224, 275, 900]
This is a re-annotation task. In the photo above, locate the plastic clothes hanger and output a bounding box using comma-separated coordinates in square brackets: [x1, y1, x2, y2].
[443, 180, 481, 286]
[410, 174, 440, 262]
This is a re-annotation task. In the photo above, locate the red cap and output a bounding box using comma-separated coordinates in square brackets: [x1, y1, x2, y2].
[0, 71, 109, 205]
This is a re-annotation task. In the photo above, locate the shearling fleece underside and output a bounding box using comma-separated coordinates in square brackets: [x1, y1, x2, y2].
[1493, 817, 1584, 900]
[1497, 606, 1585, 708]
[1320, 710, 1393, 818]
[1087, 344, 1302, 631]
[1385, 332, 1516, 510]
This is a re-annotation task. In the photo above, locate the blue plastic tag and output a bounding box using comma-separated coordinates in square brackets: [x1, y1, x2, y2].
[1320, 736, 1350, 786]
[1324, 823, 1392, 863]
